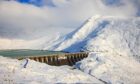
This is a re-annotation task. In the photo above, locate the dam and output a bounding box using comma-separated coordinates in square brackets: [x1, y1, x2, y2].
[17, 52, 89, 66]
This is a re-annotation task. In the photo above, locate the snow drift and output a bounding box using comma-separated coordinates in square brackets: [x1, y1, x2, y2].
[0, 56, 102, 84]
[75, 52, 140, 84]
[44, 15, 140, 61]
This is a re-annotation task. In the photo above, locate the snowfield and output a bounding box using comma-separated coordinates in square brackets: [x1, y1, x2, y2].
[75, 52, 140, 84]
[0, 15, 140, 84]
[0, 56, 102, 84]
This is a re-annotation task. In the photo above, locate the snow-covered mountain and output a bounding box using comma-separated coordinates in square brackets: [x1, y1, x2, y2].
[43, 15, 140, 84]
[44, 15, 140, 60]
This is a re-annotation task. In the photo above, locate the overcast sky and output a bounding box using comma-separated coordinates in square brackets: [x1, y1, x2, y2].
[0, 0, 140, 49]
[0, 0, 140, 40]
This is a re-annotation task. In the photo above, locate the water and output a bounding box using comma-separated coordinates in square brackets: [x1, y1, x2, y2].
[0, 49, 65, 58]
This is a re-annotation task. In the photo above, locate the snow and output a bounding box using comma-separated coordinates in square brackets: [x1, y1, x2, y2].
[43, 15, 104, 51]
[75, 52, 140, 84]
[0, 56, 102, 84]
[43, 15, 140, 84]
[45, 15, 140, 61]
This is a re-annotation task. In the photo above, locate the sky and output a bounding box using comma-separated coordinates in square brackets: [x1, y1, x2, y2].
[0, 0, 140, 49]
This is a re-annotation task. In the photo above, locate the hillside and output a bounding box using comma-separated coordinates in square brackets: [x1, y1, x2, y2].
[44, 15, 140, 61]
[43, 16, 140, 83]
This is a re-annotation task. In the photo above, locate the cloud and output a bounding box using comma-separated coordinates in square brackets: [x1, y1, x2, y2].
[0, 37, 47, 49]
[0, 0, 139, 43]
[133, 0, 140, 16]
[0, 1, 73, 39]
[0, 1, 46, 39]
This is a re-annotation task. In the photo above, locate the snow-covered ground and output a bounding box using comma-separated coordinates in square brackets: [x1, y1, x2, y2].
[75, 52, 140, 84]
[0, 56, 102, 84]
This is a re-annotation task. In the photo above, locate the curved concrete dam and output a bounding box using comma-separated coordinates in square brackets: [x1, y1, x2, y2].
[17, 52, 89, 66]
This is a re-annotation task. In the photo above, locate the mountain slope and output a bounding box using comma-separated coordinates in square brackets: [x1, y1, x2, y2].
[44, 15, 140, 60]
[43, 15, 108, 51]
[43, 15, 140, 84]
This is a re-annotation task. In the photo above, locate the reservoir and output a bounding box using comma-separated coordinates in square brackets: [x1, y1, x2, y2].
[0, 49, 65, 58]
